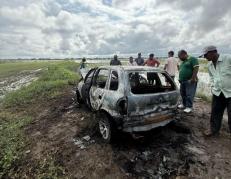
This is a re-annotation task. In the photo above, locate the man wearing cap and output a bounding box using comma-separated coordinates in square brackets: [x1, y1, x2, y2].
[202, 46, 231, 137]
[178, 50, 199, 113]
[135, 53, 144, 66]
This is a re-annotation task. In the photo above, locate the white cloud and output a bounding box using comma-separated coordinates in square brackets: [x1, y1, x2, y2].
[0, 0, 230, 58]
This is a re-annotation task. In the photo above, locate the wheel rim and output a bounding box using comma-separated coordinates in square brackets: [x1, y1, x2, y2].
[99, 120, 109, 140]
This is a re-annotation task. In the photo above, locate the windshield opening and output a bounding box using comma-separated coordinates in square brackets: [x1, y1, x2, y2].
[128, 71, 176, 94]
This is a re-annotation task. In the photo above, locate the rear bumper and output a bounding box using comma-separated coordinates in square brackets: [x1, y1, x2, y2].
[122, 113, 175, 132]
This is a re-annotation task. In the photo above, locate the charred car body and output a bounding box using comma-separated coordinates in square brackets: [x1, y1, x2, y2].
[76, 66, 180, 142]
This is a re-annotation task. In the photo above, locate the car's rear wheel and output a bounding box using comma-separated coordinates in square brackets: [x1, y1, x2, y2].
[98, 113, 114, 143]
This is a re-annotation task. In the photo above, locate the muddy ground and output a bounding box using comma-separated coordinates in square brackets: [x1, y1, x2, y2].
[0, 69, 42, 99]
[17, 88, 231, 179]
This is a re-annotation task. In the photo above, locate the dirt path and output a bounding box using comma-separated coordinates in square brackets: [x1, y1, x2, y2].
[22, 90, 231, 179]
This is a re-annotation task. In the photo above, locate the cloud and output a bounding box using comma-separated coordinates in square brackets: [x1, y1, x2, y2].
[0, 0, 230, 58]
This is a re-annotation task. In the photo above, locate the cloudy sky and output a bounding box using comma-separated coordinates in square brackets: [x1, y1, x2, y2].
[0, 0, 231, 58]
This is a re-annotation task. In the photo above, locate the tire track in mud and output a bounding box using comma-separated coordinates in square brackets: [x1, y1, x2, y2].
[0, 69, 42, 99]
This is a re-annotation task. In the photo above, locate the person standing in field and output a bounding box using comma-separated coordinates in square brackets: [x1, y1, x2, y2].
[135, 53, 144, 66]
[178, 50, 199, 113]
[144, 53, 160, 67]
[110, 55, 122, 66]
[80, 58, 87, 69]
[164, 51, 179, 81]
[144, 53, 160, 85]
[202, 46, 231, 137]
[128, 56, 137, 66]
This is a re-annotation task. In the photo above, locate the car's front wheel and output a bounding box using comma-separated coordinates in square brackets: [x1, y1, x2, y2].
[98, 113, 115, 143]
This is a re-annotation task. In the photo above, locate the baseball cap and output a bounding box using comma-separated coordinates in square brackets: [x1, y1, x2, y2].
[200, 45, 217, 57]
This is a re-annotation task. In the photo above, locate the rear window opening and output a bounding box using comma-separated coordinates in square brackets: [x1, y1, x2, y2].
[129, 71, 176, 94]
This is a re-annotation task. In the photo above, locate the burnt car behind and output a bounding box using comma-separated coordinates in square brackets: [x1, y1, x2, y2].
[76, 66, 179, 142]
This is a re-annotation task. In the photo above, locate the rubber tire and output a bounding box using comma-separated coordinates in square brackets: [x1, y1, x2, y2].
[98, 113, 115, 143]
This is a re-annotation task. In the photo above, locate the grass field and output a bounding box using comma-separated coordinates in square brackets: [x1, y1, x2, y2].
[0, 61, 65, 78]
[0, 60, 80, 178]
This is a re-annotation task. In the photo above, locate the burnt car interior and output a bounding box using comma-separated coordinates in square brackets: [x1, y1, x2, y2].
[129, 72, 176, 94]
[94, 69, 109, 88]
[91, 69, 119, 91]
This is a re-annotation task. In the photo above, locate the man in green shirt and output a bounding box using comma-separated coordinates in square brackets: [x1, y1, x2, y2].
[202, 46, 231, 137]
[178, 50, 199, 113]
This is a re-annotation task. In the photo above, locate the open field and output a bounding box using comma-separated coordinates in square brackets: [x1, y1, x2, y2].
[0, 61, 65, 78]
[0, 60, 230, 178]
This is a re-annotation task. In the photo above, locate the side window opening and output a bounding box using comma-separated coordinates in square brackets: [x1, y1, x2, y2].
[109, 71, 119, 91]
[129, 71, 175, 94]
[95, 69, 109, 89]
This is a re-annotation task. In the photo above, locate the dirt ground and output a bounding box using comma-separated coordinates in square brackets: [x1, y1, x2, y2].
[19, 88, 231, 179]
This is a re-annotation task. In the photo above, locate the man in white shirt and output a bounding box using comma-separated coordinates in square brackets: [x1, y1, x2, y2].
[164, 51, 179, 81]
[202, 46, 231, 137]
[128, 56, 137, 66]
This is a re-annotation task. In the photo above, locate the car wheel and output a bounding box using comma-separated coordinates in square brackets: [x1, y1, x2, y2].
[98, 113, 114, 143]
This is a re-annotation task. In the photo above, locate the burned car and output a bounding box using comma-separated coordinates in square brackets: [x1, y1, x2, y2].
[76, 66, 180, 142]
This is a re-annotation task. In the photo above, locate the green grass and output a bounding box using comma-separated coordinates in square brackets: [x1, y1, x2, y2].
[3, 61, 80, 108]
[0, 61, 80, 178]
[0, 112, 32, 178]
[196, 92, 212, 103]
[0, 60, 63, 78]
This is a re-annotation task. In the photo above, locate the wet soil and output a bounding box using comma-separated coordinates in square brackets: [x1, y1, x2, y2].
[0, 69, 42, 99]
[19, 89, 231, 178]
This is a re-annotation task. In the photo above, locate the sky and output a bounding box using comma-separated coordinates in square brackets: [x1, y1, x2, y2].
[0, 0, 231, 59]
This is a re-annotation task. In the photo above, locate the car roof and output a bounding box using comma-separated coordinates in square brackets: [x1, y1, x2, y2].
[98, 66, 164, 72]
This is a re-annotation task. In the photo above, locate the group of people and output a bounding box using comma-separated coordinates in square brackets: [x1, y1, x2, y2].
[80, 46, 230, 137]
[110, 52, 161, 68]
[109, 46, 231, 137]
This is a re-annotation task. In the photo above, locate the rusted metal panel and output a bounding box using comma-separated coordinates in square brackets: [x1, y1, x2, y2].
[123, 119, 173, 132]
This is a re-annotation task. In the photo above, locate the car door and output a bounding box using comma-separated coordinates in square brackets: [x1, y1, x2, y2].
[81, 68, 97, 107]
[89, 68, 110, 111]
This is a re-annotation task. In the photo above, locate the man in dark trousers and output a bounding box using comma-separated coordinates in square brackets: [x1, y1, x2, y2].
[110, 55, 122, 66]
[178, 50, 199, 113]
[202, 46, 231, 137]
[80, 58, 87, 69]
[144, 53, 160, 85]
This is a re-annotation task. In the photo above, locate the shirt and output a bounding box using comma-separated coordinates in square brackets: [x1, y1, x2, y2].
[127, 61, 137, 66]
[135, 57, 144, 66]
[110, 59, 122, 66]
[165, 57, 178, 76]
[179, 56, 199, 81]
[208, 55, 231, 98]
[144, 58, 160, 67]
